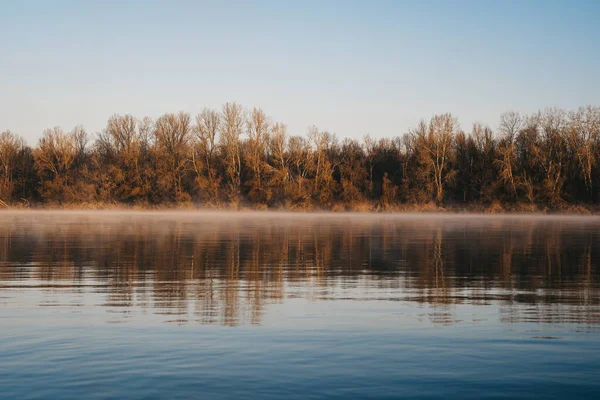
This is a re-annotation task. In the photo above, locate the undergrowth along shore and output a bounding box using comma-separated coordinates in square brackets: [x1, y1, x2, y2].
[0, 200, 597, 214]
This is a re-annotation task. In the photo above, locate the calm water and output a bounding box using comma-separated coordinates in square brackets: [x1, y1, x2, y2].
[1, 211, 599, 399]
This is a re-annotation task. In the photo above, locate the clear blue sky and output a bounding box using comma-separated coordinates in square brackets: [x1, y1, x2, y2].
[1, 0, 599, 144]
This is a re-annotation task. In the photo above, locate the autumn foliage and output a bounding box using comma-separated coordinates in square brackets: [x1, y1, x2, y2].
[1, 104, 599, 211]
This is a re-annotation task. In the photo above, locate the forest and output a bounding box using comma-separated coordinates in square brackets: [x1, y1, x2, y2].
[0, 104, 599, 212]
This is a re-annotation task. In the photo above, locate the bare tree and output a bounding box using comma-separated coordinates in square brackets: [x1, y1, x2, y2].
[0, 130, 26, 203]
[538, 108, 569, 203]
[94, 114, 154, 202]
[268, 122, 291, 203]
[219, 102, 244, 201]
[192, 108, 221, 204]
[308, 126, 338, 206]
[498, 111, 523, 142]
[363, 135, 377, 199]
[99, 114, 138, 155]
[411, 114, 459, 203]
[34, 126, 83, 203]
[154, 111, 192, 201]
[569, 106, 600, 196]
[340, 138, 367, 205]
[35, 127, 77, 178]
[245, 107, 270, 203]
[495, 112, 523, 199]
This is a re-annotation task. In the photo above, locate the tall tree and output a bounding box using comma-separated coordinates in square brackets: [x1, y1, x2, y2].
[267, 122, 291, 205]
[153, 112, 192, 202]
[220, 102, 244, 202]
[569, 106, 600, 199]
[245, 107, 270, 203]
[34, 127, 84, 203]
[495, 111, 523, 200]
[0, 131, 26, 204]
[411, 114, 459, 203]
[192, 108, 221, 204]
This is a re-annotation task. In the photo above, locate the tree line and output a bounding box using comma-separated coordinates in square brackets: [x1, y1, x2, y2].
[0, 104, 599, 210]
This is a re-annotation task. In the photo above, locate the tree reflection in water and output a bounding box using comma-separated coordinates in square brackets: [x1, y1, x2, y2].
[0, 212, 598, 327]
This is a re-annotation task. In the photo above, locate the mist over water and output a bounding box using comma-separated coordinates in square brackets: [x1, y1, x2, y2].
[1, 211, 599, 399]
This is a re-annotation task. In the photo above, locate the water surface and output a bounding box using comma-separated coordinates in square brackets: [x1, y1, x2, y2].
[1, 211, 599, 399]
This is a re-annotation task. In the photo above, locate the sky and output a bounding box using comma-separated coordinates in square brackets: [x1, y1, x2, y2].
[1, 0, 599, 144]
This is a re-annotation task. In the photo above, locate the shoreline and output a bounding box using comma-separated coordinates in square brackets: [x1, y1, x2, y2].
[0, 202, 598, 216]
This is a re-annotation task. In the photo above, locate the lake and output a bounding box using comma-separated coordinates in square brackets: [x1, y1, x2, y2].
[0, 211, 599, 399]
